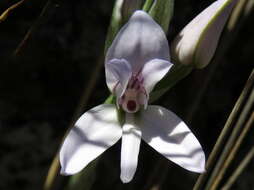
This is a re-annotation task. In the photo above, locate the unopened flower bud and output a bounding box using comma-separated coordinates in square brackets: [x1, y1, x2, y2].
[171, 0, 238, 68]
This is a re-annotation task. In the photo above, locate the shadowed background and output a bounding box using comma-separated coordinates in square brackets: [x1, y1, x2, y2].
[0, 0, 253, 189]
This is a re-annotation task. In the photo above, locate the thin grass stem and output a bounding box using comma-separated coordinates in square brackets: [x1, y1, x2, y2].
[142, 0, 154, 12]
[43, 53, 105, 190]
[193, 70, 254, 190]
[204, 70, 254, 190]
[13, 0, 51, 56]
[221, 146, 254, 190]
[210, 110, 254, 190]
[0, 0, 25, 23]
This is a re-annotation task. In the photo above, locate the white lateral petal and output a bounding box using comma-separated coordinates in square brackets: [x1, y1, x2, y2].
[139, 106, 205, 173]
[172, 0, 237, 68]
[141, 59, 173, 94]
[106, 10, 170, 74]
[105, 59, 132, 97]
[60, 104, 122, 175]
[120, 114, 142, 183]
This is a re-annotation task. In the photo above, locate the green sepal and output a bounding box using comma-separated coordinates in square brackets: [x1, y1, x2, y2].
[104, 94, 116, 104]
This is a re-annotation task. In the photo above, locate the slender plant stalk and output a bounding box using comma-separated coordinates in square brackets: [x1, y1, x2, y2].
[210, 110, 254, 190]
[227, 0, 247, 30]
[3, 1, 57, 189]
[193, 70, 254, 190]
[0, 0, 25, 23]
[43, 53, 105, 190]
[142, 160, 169, 190]
[221, 145, 254, 190]
[104, 0, 124, 53]
[142, 0, 154, 12]
[204, 70, 254, 190]
[14, 0, 51, 56]
[43, 155, 60, 190]
[244, 0, 254, 15]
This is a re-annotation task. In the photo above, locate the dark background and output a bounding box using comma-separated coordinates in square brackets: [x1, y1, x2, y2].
[0, 0, 253, 189]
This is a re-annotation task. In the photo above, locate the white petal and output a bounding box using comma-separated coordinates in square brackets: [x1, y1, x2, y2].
[141, 59, 173, 94]
[106, 10, 170, 73]
[139, 106, 205, 173]
[105, 59, 132, 97]
[172, 0, 237, 68]
[120, 114, 142, 183]
[60, 104, 122, 175]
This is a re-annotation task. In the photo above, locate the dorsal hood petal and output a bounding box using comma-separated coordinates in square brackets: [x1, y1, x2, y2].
[106, 10, 170, 74]
[172, 0, 238, 68]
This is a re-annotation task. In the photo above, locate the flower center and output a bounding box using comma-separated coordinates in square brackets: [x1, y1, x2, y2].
[127, 100, 136, 111]
[119, 74, 147, 113]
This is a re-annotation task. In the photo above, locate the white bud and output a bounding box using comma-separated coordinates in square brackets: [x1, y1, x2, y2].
[171, 0, 238, 68]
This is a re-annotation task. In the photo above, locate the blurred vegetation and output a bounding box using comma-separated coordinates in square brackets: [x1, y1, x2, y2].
[0, 0, 253, 190]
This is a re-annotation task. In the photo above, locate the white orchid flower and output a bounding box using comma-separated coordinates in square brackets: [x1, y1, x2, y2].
[60, 11, 205, 183]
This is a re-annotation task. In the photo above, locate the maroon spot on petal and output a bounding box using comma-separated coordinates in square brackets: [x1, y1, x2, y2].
[127, 100, 136, 111]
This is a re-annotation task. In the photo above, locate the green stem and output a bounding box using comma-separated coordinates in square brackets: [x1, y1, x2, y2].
[203, 70, 254, 190]
[142, 0, 154, 12]
[104, 0, 124, 53]
[44, 52, 105, 190]
[211, 110, 254, 190]
[14, 0, 51, 56]
[193, 69, 254, 190]
[221, 145, 254, 190]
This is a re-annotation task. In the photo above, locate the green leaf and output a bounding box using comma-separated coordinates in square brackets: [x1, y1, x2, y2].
[104, 0, 124, 54]
[147, 0, 175, 33]
[105, 0, 144, 53]
[142, 0, 154, 12]
[122, 0, 144, 23]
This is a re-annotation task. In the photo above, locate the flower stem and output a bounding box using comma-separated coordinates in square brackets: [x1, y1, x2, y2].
[193, 69, 254, 190]
[13, 0, 51, 56]
[211, 110, 254, 190]
[221, 145, 254, 190]
[142, 0, 154, 12]
[0, 0, 26, 23]
[43, 50, 105, 190]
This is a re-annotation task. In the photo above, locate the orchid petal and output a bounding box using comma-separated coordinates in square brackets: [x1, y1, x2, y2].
[60, 104, 122, 175]
[105, 59, 132, 97]
[120, 114, 142, 183]
[141, 58, 173, 94]
[139, 106, 205, 173]
[106, 10, 170, 73]
[172, 0, 237, 68]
